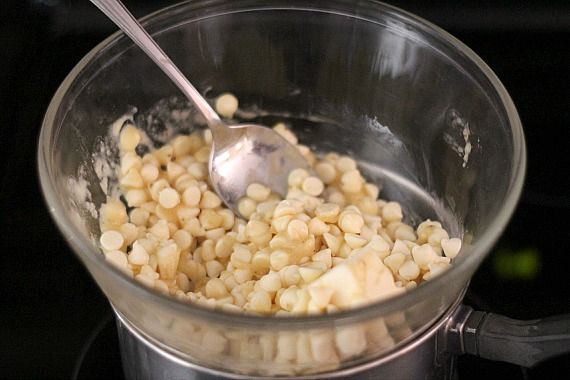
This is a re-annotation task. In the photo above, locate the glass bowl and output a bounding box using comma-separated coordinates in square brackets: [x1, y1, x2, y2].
[38, 0, 525, 376]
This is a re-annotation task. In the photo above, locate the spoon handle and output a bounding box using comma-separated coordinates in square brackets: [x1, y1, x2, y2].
[90, 0, 222, 127]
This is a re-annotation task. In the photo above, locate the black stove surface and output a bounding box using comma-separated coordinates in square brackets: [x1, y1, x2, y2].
[1, 1, 569, 379]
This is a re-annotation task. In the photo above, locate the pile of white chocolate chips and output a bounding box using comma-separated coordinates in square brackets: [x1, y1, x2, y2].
[98, 94, 462, 316]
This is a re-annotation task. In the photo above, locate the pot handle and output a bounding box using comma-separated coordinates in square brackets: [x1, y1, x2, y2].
[446, 305, 570, 367]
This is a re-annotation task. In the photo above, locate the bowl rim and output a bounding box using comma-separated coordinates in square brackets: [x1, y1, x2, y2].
[38, 0, 526, 328]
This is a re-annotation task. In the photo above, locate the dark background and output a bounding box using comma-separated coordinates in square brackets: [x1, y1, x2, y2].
[1, 0, 569, 379]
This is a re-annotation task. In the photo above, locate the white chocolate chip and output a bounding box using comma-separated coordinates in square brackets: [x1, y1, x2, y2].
[246, 183, 271, 202]
[215, 93, 239, 118]
[302, 176, 324, 196]
[100, 230, 124, 251]
[158, 188, 180, 209]
[441, 237, 462, 258]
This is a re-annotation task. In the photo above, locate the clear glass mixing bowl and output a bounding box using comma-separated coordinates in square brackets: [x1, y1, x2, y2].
[38, 0, 525, 376]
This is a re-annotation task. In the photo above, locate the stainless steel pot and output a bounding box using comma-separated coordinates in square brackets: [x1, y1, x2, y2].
[37, 0, 570, 378]
[114, 290, 570, 379]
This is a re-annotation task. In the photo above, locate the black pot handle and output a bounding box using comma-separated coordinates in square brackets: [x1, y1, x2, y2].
[446, 305, 570, 367]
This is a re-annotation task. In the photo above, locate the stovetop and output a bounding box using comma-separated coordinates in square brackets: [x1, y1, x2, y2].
[1, 1, 569, 379]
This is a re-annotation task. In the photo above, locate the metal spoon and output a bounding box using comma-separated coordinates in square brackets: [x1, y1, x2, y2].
[90, 0, 311, 216]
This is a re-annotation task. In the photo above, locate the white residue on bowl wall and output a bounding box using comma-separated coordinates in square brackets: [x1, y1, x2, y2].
[66, 174, 97, 220]
[462, 125, 472, 168]
[93, 103, 198, 201]
[364, 116, 404, 150]
[67, 110, 138, 224]
[93, 107, 167, 200]
[443, 110, 473, 168]
[92, 138, 117, 198]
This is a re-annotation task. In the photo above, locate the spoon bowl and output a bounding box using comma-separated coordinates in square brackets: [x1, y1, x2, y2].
[209, 123, 311, 214]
